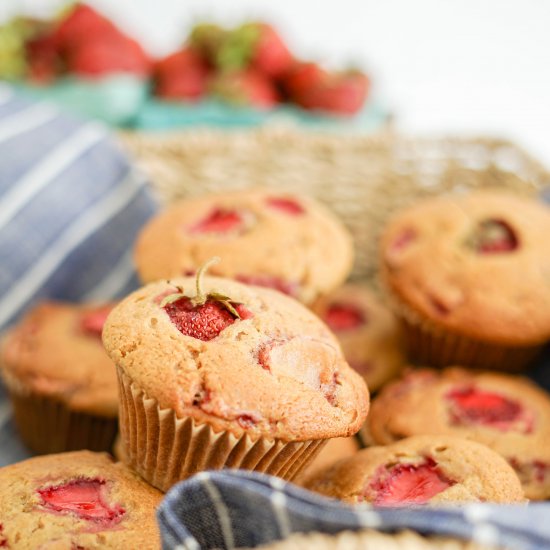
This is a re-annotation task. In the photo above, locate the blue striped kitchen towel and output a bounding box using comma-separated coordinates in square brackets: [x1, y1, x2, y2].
[0, 84, 158, 465]
[158, 469, 550, 550]
[0, 84, 158, 330]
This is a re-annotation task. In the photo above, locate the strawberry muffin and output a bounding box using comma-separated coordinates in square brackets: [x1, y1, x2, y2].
[304, 435, 525, 505]
[102, 259, 369, 491]
[380, 191, 550, 369]
[134, 188, 354, 305]
[0, 451, 162, 549]
[312, 283, 405, 392]
[0, 301, 117, 454]
[366, 367, 550, 500]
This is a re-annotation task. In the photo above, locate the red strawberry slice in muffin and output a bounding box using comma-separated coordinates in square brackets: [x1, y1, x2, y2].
[190, 208, 247, 235]
[80, 305, 113, 338]
[38, 478, 125, 526]
[235, 274, 299, 297]
[368, 458, 455, 506]
[324, 303, 365, 332]
[162, 258, 253, 341]
[266, 197, 305, 216]
[446, 386, 532, 433]
[470, 219, 518, 253]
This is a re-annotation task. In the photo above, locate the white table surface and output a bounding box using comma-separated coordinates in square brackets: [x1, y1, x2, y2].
[3, 0, 550, 167]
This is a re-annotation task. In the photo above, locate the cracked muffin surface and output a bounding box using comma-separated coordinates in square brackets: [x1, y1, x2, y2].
[102, 276, 369, 441]
[133, 189, 354, 305]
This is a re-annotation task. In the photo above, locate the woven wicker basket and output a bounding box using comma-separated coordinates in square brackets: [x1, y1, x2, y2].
[120, 129, 550, 283]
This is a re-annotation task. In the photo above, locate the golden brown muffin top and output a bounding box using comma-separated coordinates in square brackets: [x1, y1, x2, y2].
[134, 189, 354, 305]
[380, 191, 550, 345]
[305, 435, 525, 505]
[103, 274, 369, 441]
[366, 367, 550, 500]
[1, 301, 117, 417]
[0, 451, 162, 550]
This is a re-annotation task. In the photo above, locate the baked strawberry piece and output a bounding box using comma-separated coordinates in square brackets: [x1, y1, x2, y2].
[366, 367, 550, 500]
[0, 301, 118, 454]
[305, 435, 524, 505]
[312, 283, 405, 392]
[134, 189, 354, 306]
[0, 451, 162, 549]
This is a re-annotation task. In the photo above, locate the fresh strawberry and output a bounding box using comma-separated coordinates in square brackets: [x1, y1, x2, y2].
[26, 31, 59, 83]
[281, 61, 326, 100]
[216, 22, 293, 78]
[469, 219, 518, 254]
[324, 303, 365, 332]
[154, 48, 210, 101]
[248, 23, 293, 78]
[211, 70, 280, 109]
[368, 458, 455, 506]
[38, 478, 125, 525]
[67, 35, 150, 77]
[53, 4, 118, 53]
[189, 23, 227, 67]
[161, 258, 253, 342]
[295, 71, 369, 115]
[190, 208, 246, 235]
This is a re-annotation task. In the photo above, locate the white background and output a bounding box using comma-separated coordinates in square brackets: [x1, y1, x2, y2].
[3, 0, 550, 166]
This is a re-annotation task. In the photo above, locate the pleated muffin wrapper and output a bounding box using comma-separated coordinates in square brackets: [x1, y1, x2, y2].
[8, 388, 118, 454]
[117, 368, 328, 493]
[393, 294, 543, 371]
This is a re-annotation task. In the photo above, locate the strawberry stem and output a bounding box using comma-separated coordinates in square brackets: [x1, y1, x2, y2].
[192, 256, 220, 306]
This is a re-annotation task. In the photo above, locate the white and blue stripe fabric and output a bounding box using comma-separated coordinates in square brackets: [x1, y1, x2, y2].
[0, 85, 158, 331]
[0, 85, 158, 465]
[158, 469, 550, 550]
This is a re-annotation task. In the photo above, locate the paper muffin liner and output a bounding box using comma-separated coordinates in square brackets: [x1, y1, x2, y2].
[9, 389, 118, 454]
[393, 296, 542, 371]
[117, 368, 327, 492]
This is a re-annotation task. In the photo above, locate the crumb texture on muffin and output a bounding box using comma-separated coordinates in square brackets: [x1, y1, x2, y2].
[381, 191, 550, 345]
[103, 276, 369, 441]
[1, 301, 118, 416]
[134, 189, 354, 304]
[367, 367, 550, 500]
[305, 435, 525, 505]
[312, 283, 405, 391]
[0, 451, 162, 549]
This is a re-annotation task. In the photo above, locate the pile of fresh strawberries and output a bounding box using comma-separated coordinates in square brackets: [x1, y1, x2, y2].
[155, 22, 370, 115]
[14, 4, 150, 83]
[2, 3, 370, 116]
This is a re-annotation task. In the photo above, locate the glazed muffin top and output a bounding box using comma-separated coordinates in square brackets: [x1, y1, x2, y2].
[102, 269, 369, 441]
[304, 434, 525, 505]
[1, 301, 117, 417]
[312, 283, 405, 392]
[134, 188, 354, 305]
[380, 191, 550, 344]
[366, 367, 550, 500]
[0, 451, 162, 550]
